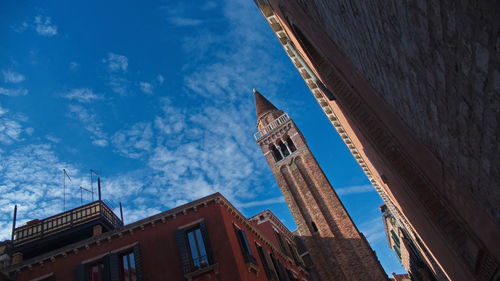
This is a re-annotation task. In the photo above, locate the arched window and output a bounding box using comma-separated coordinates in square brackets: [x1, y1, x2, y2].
[270, 144, 283, 162]
[311, 221, 319, 233]
[278, 140, 290, 157]
[286, 137, 297, 152]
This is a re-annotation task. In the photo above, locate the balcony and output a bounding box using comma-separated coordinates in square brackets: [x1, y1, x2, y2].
[254, 113, 290, 140]
[13, 201, 122, 259]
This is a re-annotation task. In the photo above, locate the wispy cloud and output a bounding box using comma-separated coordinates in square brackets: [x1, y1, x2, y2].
[104, 53, 128, 72]
[0, 87, 28, 97]
[238, 196, 285, 208]
[112, 122, 153, 159]
[68, 104, 108, 147]
[168, 17, 202, 27]
[61, 88, 102, 103]
[157, 74, 165, 84]
[69, 62, 79, 70]
[103, 53, 129, 95]
[2, 69, 25, 83]
[336, 184, 375, 195]
[34, 16, 58, 37]
[359, 217, 386, 245]
[0, 144, 88, 239]
[11, 22, 28, 33]
[139, 82, 153, 94]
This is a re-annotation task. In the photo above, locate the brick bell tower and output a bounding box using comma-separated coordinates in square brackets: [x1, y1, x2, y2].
[253, 89, 388, 281]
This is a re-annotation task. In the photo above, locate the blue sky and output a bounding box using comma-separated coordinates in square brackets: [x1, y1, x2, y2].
[0, 0, 405, 275]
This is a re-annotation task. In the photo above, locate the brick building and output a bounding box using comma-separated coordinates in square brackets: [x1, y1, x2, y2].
[1, 193, 310, 281]
[252, 1, 499, 281]
[253, 90, 388, 281]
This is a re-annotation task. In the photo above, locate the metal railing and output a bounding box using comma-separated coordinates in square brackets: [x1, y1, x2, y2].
[254, 113, 290, 140]
[13, 201, 122, 245]
[182, 255, 210, 274]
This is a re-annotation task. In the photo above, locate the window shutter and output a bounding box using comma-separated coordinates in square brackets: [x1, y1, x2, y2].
[199, 220, 214, 264]
[133, 244, 144, 281]
[265, 251, 278, 280]
[176, 229, 190, 273]
[75, 264, 87, 281]
[233, 224, 250, 263]
[108, 253, 119, 281]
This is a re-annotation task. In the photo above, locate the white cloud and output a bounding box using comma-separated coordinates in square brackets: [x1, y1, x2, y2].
[104, 53, 128, 72]
[68, 104, 108, 147]
[103, 53, 129, 95]
[157, 74, 165, 84]
[359, 217, 386, 245]
[0, 118, 23, 145]
[69, 62, 79, 70]
[11, 22, 28, 33]
[61, 88, 102, 103]
[336, 184, 375, 195]
[112, 122, 153, 159]
[0, 144, 88, 239]
[0, 87, 28, 97]
[139, 82, 153, 94]
[34, 16, 58, 37]
[238, 196, 285, 208]
[45, 135, 61, 143]
[168, 17, 202, 27]
[2, 69, 25, 83]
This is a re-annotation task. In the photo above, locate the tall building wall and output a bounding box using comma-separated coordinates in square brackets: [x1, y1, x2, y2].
[253, 1, 499, 281]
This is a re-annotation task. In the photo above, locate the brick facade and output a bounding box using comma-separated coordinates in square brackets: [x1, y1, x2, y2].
[3, 194, 310, 281]
[252, 1, 499, 281]
[254, 91, 388, 281]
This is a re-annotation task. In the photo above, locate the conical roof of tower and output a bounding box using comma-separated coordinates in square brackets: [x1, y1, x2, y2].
[254, 89, 278, 118]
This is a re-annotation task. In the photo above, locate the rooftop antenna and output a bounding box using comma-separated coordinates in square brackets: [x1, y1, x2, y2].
[119, 202, 124, 225]
[90, 169, 99, 201]
[11, 205, 17, 242]
[79, 186, 93, 205]
[63, 169, 72, 210]
[98, 176, 102, 201]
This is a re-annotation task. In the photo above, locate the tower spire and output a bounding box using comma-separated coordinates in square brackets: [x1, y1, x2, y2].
[253, 89, 279, 118]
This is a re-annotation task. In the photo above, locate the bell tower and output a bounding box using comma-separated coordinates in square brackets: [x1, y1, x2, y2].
[253, 89, 388, 281]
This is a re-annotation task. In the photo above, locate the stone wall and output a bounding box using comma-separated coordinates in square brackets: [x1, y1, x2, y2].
[299, 0, 499, 223]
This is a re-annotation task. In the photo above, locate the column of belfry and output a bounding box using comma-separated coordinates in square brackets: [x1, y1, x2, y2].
[253, 89, 388, 281]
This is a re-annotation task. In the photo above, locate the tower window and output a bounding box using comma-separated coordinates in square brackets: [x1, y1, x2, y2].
[278, 140, 290, 157]
[286, 137, 297, 152]
[311, 221, 319, 233]
[270, 144, 283, 161]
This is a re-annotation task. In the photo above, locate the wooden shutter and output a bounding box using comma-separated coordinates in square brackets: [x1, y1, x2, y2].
[108, 253, 120, 281]
[199, 220, 214, 264]
[133, 244, 144, 281]
[175, 229, 190, 273]
[75, 264, 87, 281]
[233, 224, 250, 263]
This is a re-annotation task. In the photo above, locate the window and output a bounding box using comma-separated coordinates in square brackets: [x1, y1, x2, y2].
[120, 251, 137, 281]
[285, 137, 297, 152]
[286, 269, 299, 281]
[287, 242, 301, 266]
[256, 243, 276, 279]
[311, 221, 318, 233]
[278, 140, 290, 157]
[274, 231, 289, 257]
[75, 245, 143, 281]
[270, 144, 283, 161]
[270, 254, 289, 281]
[234, 225, 257, 264]
[88, 262, 104, 281]
[176, 221, 214, 274]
